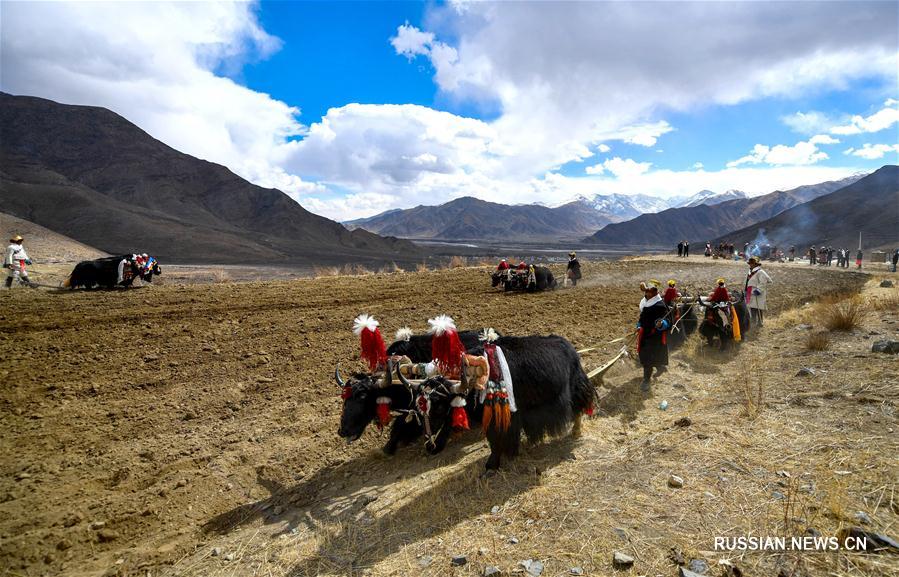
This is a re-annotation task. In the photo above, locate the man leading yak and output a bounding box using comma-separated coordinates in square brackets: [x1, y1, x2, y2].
[5, 234, 35, 289]
[636, 280, 669, 392]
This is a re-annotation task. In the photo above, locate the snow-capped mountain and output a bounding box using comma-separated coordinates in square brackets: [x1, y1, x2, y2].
[677, 189, 748, 208]
[571, 193, 676, 220]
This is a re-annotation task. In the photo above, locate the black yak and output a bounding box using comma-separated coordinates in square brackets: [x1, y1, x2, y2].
[697, 292, 750, 350]
[491, 265, 557, 292]
[338, 328, 486, 455]
[411, 334, 596, 470]
[65, 255, 161, 289]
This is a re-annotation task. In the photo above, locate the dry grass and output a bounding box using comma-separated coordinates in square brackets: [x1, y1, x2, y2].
[379, 261, 404, 274]
[416, 262, 429, 273]
[819, 297, 868, 331]
[339, 263, 373, 276]
[312, 265, 340, 277]
[868, 289, 899, 311]
[448, 255, 466, 269]
[741, 357, 766, 419]
[804, 331, 831, 351]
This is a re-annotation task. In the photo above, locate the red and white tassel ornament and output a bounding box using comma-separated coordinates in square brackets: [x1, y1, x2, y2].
[375, 396, 391, 429]
[450, 396, 469, 430]
[353, 314, 387, 372]
[428, 314, 465, 377]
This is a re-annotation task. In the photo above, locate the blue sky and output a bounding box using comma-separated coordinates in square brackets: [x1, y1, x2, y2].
[1, 1, 897, 218]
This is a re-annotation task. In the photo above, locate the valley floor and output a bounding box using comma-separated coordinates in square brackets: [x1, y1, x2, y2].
[0, 259, 896, 577]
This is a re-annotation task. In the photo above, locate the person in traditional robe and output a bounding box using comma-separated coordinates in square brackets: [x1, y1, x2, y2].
[566, 252, 582, 286]
[636, 282, 669, 392]
[745, 257, 773, 328]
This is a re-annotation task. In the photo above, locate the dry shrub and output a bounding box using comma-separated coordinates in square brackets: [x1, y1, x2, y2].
[312, 265, 340, 278]
[819, 297, 867, 331]
[416, 262, 429, 273]
[378, 261, 403, 274]
[212, 268, 230, 284]
[869, 290, 899, 311]
[340, 263, 372, 276]
[804, 331, 830, 351]
[448, 255, 465, 269]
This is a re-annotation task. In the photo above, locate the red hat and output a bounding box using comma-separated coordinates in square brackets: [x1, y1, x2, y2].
[353, 314, 387, 372]
[428, 314, 465, 375]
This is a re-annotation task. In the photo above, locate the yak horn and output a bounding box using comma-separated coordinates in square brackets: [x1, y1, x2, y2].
[335, 363, 346, 387]
[382, 359, 394, 388]
[396, 366, 413, 389]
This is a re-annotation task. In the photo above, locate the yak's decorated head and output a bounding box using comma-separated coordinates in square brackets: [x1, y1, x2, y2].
[140, 256, 161, 281]
[490, 270, 505, 287]
[336, 360, 405, 442]
[410, 374, 469, 455]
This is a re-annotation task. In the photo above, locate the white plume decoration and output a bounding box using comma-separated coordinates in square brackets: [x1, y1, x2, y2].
[427, 314, 456, 336]
[479, 327, 499, 342]
[395, 327, 414, 342]
[352, 314, 379, 336]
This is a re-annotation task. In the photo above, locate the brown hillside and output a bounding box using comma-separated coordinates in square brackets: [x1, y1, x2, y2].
[0, 93, 421, 265]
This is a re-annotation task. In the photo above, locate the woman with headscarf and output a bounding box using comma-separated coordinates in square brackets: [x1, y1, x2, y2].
[745, 257, 773, 327]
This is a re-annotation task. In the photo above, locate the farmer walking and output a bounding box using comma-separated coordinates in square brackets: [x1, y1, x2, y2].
[5, 234, 34, 288]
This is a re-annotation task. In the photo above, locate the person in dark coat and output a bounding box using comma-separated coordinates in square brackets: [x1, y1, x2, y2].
[677, 242, 683, 257]
[683, 240, 690, 257]
[566, 251, 582, 286]
[636, 282, 669, 392]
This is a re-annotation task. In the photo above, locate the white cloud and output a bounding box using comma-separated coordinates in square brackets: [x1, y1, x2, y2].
[597, 144, 611, 153]
[844, 143, 899, 160]
[727, 135, 839, 168]
[781, 110, 836, 135]
[830, 99, 899, 135]
[390, 23, 435, 59]
[693, 162, 704, 170]
[0, 1, 309, 199]
[586, 157, 652, 178]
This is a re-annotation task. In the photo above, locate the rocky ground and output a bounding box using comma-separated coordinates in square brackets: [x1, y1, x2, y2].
[0, 256, 895, 577]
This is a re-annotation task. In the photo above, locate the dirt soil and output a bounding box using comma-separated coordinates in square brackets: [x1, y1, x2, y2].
[1, 256, 896, 577]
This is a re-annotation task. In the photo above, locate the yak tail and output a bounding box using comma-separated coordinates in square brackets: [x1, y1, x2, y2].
[481, 404, 493, 434]
[495, 405, 511, 432]
[62, 276, 72, 288]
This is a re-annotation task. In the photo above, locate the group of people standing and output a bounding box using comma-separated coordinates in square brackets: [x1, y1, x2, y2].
[808, 246, 862, 268]
[676, 241, 690, 257]
[635, 256, 772, 391]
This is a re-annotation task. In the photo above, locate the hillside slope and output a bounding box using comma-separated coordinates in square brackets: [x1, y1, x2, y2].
[347, 196, 615, 241]
[0, 211, 107, 263]
[716, 165, 899, 250]
[0, 93, 420, 264]
[584, 174, 864, 247]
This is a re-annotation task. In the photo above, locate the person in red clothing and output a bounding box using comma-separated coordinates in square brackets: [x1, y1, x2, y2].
[708, 278, 731, 327]
[517, 261, 528, 271]
[663, 279, 680, 305]
[496, 258, 510, 271]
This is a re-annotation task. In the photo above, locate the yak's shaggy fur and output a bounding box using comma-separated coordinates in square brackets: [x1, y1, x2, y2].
[430, 334, 595, 470]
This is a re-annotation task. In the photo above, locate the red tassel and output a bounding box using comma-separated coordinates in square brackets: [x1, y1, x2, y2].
[376, 397, 391, 429]
[585, 403, 594, 416]
[341, 385, 352, 400]
[451, 406, 469, 430]
[360, 328, 387, 372]
[432, 330, 465, 376]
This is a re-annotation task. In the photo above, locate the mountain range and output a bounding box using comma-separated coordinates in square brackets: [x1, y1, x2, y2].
[714, 166, 898, 251]
[583, 173, 866, 247]
[0, 93, 419, 265]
